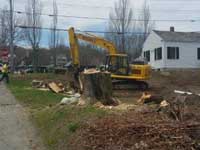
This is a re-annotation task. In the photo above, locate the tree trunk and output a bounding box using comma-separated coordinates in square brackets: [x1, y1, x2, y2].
[81, 70, 114, 105]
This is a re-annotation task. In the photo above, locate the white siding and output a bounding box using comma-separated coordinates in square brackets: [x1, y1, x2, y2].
[143, 31, 164, 69]
[143, 31, 200, 69]
[164, 42, 200, 68]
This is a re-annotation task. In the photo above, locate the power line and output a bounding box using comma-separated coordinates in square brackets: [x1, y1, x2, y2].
[57, 4, 200, 16]
[13, 10, 200, 22]
[15, 25, 147, 35]
[151, 0, 200, 2]
[1, 7, 200, 22]
[150, 9, 200, 12]
[57, 2, 200, 13]
[1, 8, 200, 22]
[12, 6, 200, 15]
[57, 2, 113, 9]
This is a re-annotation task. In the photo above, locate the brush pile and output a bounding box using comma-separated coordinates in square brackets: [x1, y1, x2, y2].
[71, 112, 200, 150]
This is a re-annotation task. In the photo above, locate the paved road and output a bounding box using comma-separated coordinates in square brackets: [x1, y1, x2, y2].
[0, 83, 45, 150]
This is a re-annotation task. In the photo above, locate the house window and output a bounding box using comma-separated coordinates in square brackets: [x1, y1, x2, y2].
[167, 47, 179, 59]
[144, 50, 150, 62]
[155, 47, 162, 60]
[197, 48, 200, 60]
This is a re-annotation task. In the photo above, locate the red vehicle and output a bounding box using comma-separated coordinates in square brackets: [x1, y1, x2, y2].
[0, 48, 9, 63]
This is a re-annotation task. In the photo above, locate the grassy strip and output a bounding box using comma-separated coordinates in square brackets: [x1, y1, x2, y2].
[8, 74, 106, 150]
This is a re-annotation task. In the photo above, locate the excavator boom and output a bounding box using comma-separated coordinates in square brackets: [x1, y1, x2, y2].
[68, 27, 118, 67]
[76, 33, 117, 55]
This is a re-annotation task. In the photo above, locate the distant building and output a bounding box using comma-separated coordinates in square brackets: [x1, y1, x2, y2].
[143, 27, 200, 69]
[57, 55, 67, 67]
[51, 54, 67, 67]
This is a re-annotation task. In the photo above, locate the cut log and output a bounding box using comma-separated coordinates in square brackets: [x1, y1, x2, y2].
[81, 70, 114, 105]
[138, 92, 163, 104]
[32, 80, 44, 88]
[48, 82, 63, 93]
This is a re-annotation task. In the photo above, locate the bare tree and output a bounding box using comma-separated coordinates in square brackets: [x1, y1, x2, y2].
[106, 0, 133, 53]
[0, 8, 9, 47]
[24, 0, 42, 72]
[0, 7, 23, 47]
[49, 0, 58, 67]
[138, 0, 155, 52]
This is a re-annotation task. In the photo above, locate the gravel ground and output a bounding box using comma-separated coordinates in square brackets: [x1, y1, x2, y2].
[0, 83, 45, 150]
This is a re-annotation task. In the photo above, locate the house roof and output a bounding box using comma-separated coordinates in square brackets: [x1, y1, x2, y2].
[153, 30, 200, 43]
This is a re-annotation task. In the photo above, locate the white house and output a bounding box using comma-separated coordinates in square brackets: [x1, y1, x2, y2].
[142, 27, 200, 69]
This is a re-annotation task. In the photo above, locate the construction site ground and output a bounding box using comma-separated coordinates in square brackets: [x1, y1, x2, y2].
[8, 70, 200, 150]
[114, 70, 200, 104]
[72, 70, 200, 150]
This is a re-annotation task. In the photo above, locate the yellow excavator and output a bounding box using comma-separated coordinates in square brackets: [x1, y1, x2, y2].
[68, 27, 151, 90]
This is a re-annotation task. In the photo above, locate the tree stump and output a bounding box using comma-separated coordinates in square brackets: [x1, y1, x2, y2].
[81, 70, 114, 105]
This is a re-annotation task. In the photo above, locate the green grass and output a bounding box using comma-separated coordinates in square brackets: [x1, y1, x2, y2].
[68, 122, 80, 133]
[7, 73, 106, 150]
[8, 79, 63, 109]
[34, 105, 106, 149]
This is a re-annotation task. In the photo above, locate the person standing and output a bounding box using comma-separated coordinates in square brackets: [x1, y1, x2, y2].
[0, 63, 9, 83]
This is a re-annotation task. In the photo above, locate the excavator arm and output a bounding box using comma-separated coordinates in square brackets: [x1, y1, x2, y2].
[75, 33, 117, 54]
[68, 27, 117, 66]
[68, 27, 80, 67]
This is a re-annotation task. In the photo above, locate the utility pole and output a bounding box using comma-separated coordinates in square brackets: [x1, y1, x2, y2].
[53, 0, 58, 67]
[9, 0, 14, 72]
[121, 0, 126, 53]
[33, 0, 37, 72]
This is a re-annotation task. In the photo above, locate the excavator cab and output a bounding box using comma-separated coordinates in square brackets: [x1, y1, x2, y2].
[105, 54, 129, 75]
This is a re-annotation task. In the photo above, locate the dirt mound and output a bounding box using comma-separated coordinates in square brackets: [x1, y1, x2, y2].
[70, 112, 200, 150]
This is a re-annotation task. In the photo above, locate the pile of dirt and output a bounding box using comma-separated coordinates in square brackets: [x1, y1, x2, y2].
[70, 112, 200, 150]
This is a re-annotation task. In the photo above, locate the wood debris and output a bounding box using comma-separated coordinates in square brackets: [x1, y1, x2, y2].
[48, 82, 63, 93]
[137, 92, 163, 104]
[32, 80, 44, 88]
[71, 112, 200, 150]
[160, 100, 170, 107]
[83, 68, 100, 74]
[31, 80, 73, 94]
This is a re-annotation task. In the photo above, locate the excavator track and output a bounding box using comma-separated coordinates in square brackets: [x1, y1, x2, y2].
[112, 80, 149, 90]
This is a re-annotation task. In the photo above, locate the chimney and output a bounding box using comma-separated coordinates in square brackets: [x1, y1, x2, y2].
[170, 26, 175, 32]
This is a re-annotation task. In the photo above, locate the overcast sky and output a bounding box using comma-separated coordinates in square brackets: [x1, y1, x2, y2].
[1, 0, 200, 47]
